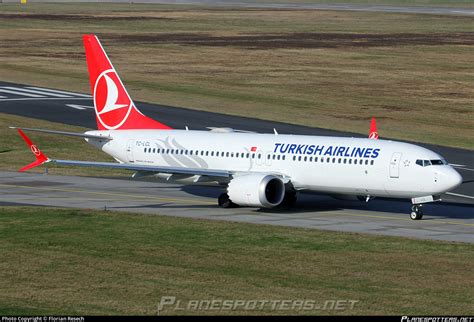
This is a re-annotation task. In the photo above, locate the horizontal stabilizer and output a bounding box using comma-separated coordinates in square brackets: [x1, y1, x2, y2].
[10, 127, 112, 140]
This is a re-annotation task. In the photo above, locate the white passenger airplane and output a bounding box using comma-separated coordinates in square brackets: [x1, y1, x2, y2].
[13, 35, 463, 220]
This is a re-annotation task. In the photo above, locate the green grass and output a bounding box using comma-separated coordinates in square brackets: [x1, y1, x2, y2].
[0, 113, 128, 176]
[0, 4, 472, 150]
[0, 206, 473, 315]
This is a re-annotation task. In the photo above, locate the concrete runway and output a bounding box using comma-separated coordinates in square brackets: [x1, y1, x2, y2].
[1, 171, 473, 243]
[0, 81, 473, 243]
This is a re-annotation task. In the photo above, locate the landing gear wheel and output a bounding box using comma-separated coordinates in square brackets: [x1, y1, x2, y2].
[410, 204, 423, 220]
[218, 193, 236, 208]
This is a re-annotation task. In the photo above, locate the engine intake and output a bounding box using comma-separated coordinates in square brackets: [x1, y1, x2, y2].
[227, 174, 285, 208]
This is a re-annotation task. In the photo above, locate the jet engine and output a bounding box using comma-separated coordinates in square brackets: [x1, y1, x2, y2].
[227, 174, 285, 208]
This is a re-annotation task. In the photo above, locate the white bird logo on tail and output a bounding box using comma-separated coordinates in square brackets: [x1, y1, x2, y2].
[98, 74, 128, 115]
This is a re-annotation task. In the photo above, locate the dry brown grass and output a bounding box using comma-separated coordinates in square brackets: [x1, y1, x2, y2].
[0, 4, 472, 149]
[0, 113, 128, 176]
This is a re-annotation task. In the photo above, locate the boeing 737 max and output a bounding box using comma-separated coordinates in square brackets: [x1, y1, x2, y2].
[12, 35, 463, 220]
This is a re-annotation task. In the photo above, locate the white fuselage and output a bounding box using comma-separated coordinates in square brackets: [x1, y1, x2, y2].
[86, 129, 462, 199]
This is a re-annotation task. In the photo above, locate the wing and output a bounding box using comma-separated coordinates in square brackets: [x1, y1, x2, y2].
[54, 159, 230, 178]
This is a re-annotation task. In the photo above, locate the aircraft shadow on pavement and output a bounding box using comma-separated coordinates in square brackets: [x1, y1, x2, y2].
[107, 203, 216, 210]
[179, 185, 473, 219]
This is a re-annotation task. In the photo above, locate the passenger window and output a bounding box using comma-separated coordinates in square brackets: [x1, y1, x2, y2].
[246, 153, 250, 158]
[315, 157, 318, 162]
[365, 160, 368, 165]
[304, 156, 307, 162]
[309, 157, 313, 162]
[370, 160, 374, 165]
[282, 155, 286, 160]
[338, 158, 341, 164]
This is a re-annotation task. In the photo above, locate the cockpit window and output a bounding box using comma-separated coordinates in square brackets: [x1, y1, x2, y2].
[430, 159, 445, 165]
[416, 159, 447, 167]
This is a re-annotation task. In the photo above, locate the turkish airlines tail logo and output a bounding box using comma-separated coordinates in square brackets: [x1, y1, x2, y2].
[83, 34, 172, 131]
[98, 74, 128, 115]
[368, 117, 379, 140]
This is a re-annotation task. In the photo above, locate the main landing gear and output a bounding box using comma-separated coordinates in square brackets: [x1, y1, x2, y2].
[410, 204, 423, 220]
[218, 193, 237, 208]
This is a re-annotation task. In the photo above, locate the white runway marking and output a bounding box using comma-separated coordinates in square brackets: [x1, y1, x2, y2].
[26, 87, 91, 98]
[446, 192, 474, 200]
[66, 104, 94, 110]
[0, 97, 91, 102]
[457, 167, 474, 172]
[0, 86, 92, 101]
[0, 88, 45, 98]
[2, 86, 72, 98]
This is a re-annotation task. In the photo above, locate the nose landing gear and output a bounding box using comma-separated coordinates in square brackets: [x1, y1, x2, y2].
[410, 204, 423, 220]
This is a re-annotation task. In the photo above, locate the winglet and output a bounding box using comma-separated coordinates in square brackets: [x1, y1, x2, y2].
[17, 129, 49, 172]
[368, 117, 378, 140]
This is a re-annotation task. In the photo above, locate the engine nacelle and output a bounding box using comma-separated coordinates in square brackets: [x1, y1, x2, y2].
[227, 174, 285, 208]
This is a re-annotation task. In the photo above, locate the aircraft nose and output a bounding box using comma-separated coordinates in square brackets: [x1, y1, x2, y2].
[445, 168, 463, 191]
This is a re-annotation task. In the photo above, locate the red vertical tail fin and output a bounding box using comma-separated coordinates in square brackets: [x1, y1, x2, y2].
[368, 117, 378, 140]
[83, 34, 171, 131]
